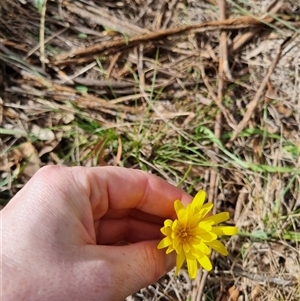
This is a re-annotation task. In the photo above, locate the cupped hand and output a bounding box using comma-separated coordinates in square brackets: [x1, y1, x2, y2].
[2, 166, 192, 301]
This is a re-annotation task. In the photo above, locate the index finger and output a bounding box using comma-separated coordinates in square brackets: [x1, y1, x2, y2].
[12, 166, 192, 222]
[77, 166, 192, 220]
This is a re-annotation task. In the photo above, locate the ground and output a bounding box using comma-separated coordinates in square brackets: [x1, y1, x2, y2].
[0, 0, 300, 300]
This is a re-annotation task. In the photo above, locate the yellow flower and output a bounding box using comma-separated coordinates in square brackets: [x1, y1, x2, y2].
[157, 190, 238, 279]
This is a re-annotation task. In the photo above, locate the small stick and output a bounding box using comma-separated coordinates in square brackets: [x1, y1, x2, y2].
[53, 16, 269, 65]
[208, 0, 228, 211]
[39, 0, 48, 70]
[194, 270, 208, 301]
[215, 269, 297, 286]
[230, 0, 282, 53]
[219, 0, 232, 80]
[199, 2, 229, 300]
[199, 64, 237, 128]
[228, 32, 299, 145]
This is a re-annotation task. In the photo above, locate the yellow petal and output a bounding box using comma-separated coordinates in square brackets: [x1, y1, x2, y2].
[161, 228, 172, 237]
[164, 219, 173, 227]
[174, 200, 184, 216]
[203, 212, 230, 225]
[172, 219, 178, 230]
[198, 231, 217, 242]
[187, 258, 198, 279]
[173, 235, 182, 250]
[192, 190, 206, 209]
[190, 242, 209, 257]
[206, 240, 228, 256]
[175, 252, 186, 275]
[197, 220, 214, 232]
[189, 213, 203, 227]
[183, 241, 191, 253]
[197, 202, 213, 219]
[211, 226, 238, 236]
[197, 254, 212, 271]
[196, 241, 211, 255]
[157, 237, 172, 249]
[166, 245, 175, 254]
[161, 226, 172, 236]
[191, 227, 208, 237]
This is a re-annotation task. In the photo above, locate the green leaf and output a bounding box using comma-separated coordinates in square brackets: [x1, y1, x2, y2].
[75, 85, 88, 94]
[0, 128, 27, 137]
[251, 230, 269, 239]
[34, 0, 45, 13]
[78, 33, 88, 39]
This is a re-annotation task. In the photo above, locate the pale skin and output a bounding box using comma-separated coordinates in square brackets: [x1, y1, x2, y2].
[2, 166, 192, 301]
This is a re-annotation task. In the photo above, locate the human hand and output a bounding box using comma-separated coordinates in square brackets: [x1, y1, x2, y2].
[2, 166, 192, 301]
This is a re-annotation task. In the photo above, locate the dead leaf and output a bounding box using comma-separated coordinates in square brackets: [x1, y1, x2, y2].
[31, 124, 55, 141]
[3, 107, 19, 119]
[61, 113, 75, 124]
[0, 97, 2, 124]
[0, 161, 15, 171]
[220, 285, 240, 301]
[114, 136, 122, 166]
[94, 139, 107, 166]
[0, 148, 22, 171]
[228, 286, 240, 301]
[250, 285, 262, 300]
[252, 137, 263, 163]
[18, 142, 41, 179]
[38, 140, 61, 157]
[274, 103, 293, 118]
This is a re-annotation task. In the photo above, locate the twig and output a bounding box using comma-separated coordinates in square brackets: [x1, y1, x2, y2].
[0, 97, 3, 125]
[39, 0, 48, 70]
[199, 64, 237, 129]
[228, 32, 299, 145]
[53, 16, 270, 65]
[208, 0, 228, 211]
[219, 0, 232, 80]
[216, 269, 297, 286]
[193, 270, 208, 301]
[162, 0, 179, 29]
[234, 189, 248, 223]
[152, 1, 167, 30]
[60, 61, 96, 84]
[18, 70, 141, 115]
[65, 1, 149, 36]
[0, 44, 47, 76]
[106, 52, 121, 78]
[197, 2, 229, 299]
[25, 27, 67, 60]
[230, 0, 282, 53]
[114, 136, 122, 166]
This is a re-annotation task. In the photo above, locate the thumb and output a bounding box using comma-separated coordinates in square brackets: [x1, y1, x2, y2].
[90, 241, 175, 300]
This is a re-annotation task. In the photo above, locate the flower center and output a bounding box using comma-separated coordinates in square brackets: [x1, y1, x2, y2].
[178, 226, 191, 242]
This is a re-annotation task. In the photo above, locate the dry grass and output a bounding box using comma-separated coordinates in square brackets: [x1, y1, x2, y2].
[1, 0, 300, 300]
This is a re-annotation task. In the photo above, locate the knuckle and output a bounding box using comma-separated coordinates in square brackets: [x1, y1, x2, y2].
[35, 165, 66, 179]
[29, 165, 69, 194]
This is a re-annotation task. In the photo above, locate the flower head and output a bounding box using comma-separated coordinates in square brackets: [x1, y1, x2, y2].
[157, 190, 238, 279]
